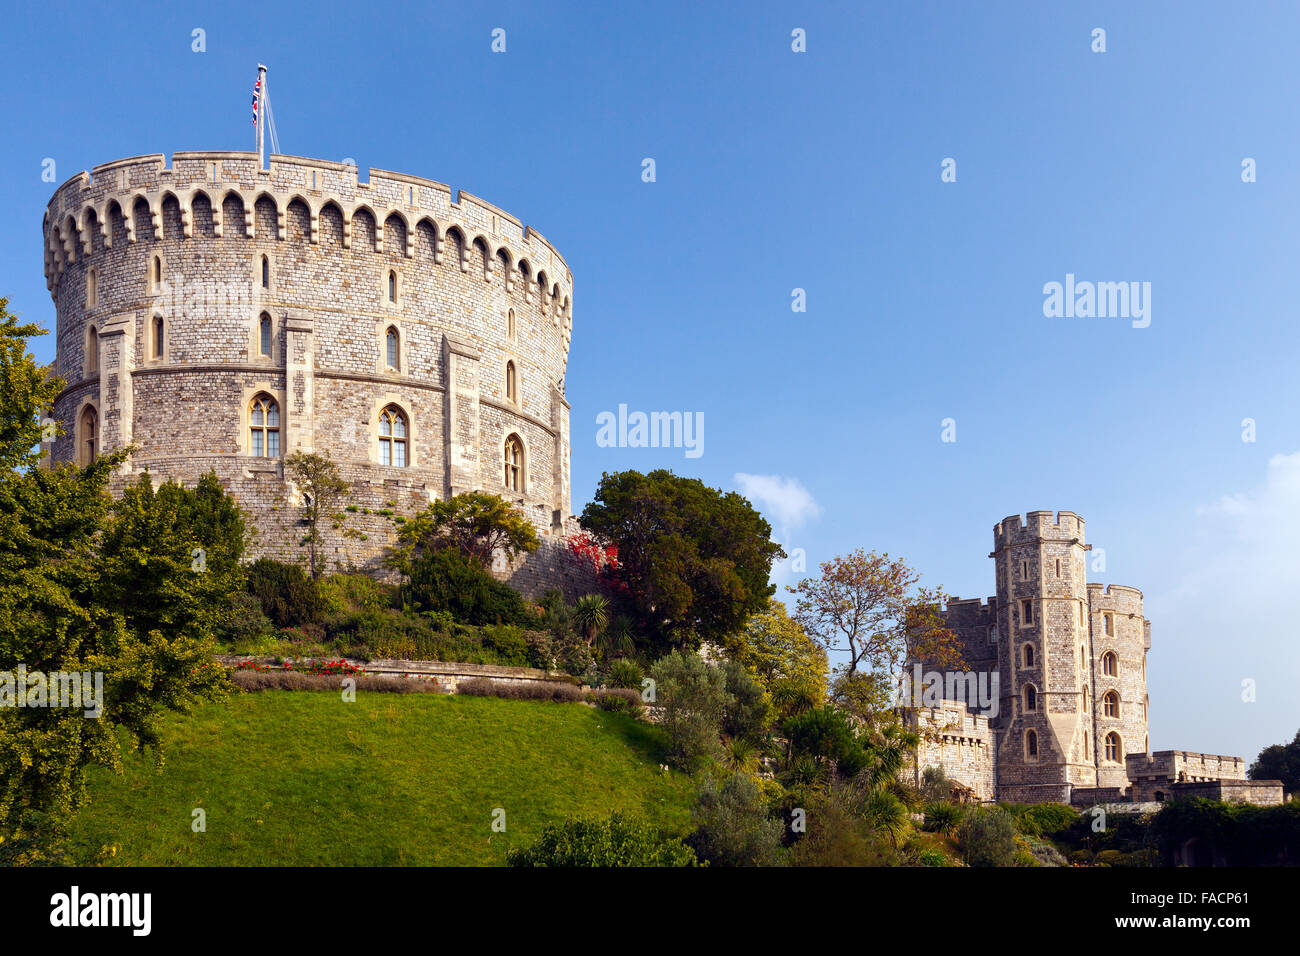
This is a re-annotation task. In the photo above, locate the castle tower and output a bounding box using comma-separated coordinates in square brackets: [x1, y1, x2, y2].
[40, 152, 575, 586]
[1086, 584, 1150, 788]
[990, 511, 1096, 802]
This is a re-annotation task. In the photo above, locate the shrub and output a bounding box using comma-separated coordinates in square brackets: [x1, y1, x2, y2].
[457, 677, 584, 703]
[593, 687, 643, 715]
[1010, 802, 1078, 838]
[786, 791, 899, 867]
[216, 592, 276, 651]
[783, 706, 867, 778]
[506, 812, 699, 867]
[960, 807, 1021, 867]
[722, 659, 770, 743]
[481, 625, 531, 667]
[317, 573, 395, 617]
[923, 801, 966, 835]
[229, 669, 443, 693]
[402, 547, 529, 626]
[247, 558, 323, 628]
[607, 658, 644, 691]
[688, 773, 784, 867]
[649, 651, 730, 773]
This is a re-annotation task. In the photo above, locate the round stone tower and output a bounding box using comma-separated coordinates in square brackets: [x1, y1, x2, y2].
[41, 151, 575, 583]
[990, 511, 1096, 802]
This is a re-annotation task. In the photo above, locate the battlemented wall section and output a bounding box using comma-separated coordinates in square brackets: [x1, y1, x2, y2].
[43, 152, 576, 589]
[914, 511, 1272, 805]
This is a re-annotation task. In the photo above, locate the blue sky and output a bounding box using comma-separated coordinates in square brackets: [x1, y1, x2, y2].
[2, 1, 1298, 763]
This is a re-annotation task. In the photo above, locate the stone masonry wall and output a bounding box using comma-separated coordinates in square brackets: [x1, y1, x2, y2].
[42, 151, 576, 594]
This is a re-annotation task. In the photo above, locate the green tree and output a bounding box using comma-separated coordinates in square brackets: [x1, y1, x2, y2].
[0, 298, 61, 468]
[1249, 728, 1300, 794]
[285, 450, 353, 578]
[649, 650, 731, 772]
[391, 490, 540, 574]
[689, 773, 784, 866]
[0, 307, 232, 848]
[789, 550, 960, 722]
[724, 598, 828, 717]
[579, 469, 784, 650]
[507, 812, 699, 867]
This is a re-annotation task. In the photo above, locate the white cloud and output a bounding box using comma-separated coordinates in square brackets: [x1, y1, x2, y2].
[733, 473, 822, 531]
[733, 473, 822, 588]
[1149, 451, 1300, 760]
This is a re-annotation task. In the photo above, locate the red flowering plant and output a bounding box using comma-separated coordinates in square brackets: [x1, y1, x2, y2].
[566, 531, 627, 596]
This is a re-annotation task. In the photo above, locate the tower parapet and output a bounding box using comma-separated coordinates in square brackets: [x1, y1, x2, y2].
[43, 151, 576, 587]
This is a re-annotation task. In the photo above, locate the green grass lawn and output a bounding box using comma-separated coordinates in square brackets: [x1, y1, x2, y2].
[67, 691, 694, 866]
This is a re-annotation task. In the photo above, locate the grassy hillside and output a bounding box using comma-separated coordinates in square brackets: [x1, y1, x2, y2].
[68, 692, 694, 866]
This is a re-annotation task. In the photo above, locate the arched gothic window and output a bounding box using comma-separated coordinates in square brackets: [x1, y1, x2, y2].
[79, 405, 97, 466]
[386, 327, 399, 370]
[503, 434, 523, 492]
[1105, 732, 1122, 763]
[250, 394, 280, 457]
[379, 405, 408, 467]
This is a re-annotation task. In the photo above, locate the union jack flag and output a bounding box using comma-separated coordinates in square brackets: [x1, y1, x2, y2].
[252, 78, 261, 125]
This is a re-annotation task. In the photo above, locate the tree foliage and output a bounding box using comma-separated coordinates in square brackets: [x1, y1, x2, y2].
[0, 304, 237, 848]
[579, 469, 784, 650]
[391, 490, 539, 574]
[285, 451, 353, 578]
[689, 773, 784, 867]
[788, 549, 960, 721]
[1249, 728, 1300, 794]
[723, 598, 827, 717]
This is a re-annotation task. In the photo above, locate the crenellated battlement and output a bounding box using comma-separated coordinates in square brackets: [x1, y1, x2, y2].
[43, 148, 579, 582]
[42, 152, 572, 348]
[1086, 582, 1145, 611]
[943, 596, 999, 624]
[992, 510, 1085, 551]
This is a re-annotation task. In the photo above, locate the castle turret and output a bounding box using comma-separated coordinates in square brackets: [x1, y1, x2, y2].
[42, 151, 575, 586]
[990, 511, 1095, 802]
[1086, 583, 1150, 788]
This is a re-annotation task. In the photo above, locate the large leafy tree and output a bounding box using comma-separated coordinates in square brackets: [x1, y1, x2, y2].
[788, 550, 961, 721]
[390, 490, 539, 574]
[723, 598, 828, 716]
[579, 469, 784, 650]
[1249, 728, 1300, 794]
[0, 301, 234, 853]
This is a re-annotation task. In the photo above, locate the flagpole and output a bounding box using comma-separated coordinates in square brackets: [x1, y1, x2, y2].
[256, 64, 267, 168]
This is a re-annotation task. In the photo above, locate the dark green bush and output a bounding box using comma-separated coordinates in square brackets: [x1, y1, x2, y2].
[688, 773, 784, 867]
[594, 688, 643, 714]
[246, 558, 323, 628]
[722, 659, 770, 743]
[402, 547, 529, 626]
[506, 812, 699, 867]
[959, 807, 1021, 867]
[216, 591, 275, 648]
[607, 658, 644, 691]
[481, 624, 531, 667]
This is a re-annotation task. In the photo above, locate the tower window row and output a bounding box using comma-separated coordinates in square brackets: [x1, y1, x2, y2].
[243, 393, 527, 491]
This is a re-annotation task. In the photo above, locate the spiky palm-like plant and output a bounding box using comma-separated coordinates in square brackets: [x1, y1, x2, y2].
[574, 593, 610, 650]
